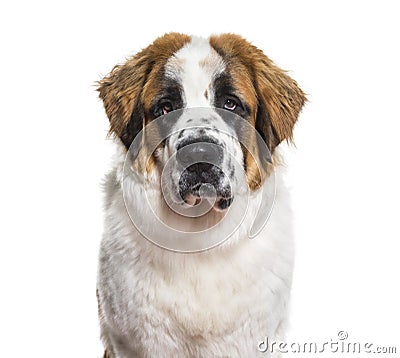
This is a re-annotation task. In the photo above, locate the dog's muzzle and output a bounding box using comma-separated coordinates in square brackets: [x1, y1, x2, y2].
[176, 136, 233, 211]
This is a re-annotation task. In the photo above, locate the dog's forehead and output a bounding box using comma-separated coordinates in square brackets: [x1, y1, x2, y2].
[165, 37, 225, 107]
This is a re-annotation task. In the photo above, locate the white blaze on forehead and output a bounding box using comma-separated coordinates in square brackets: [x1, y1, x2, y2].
[165, 36, 225, 108]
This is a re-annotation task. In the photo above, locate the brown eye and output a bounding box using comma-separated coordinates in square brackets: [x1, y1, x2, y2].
[162, 102, 173, 115]
[224, 98, 237, 111]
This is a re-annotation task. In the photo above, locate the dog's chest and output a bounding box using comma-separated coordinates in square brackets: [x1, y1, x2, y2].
[101, 240, 280, 341]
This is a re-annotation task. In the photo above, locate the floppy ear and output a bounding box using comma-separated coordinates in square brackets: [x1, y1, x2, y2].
[97, 50, 151, 150]
[97, 33, 191, 152]
[253, 50, 307, 150]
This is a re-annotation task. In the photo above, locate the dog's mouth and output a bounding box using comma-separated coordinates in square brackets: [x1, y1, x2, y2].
[178, 163, 233, 211]
[182, 191, 234, 211]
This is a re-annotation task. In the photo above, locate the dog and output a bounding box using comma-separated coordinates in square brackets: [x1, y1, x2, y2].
[97, 33, 306, 357]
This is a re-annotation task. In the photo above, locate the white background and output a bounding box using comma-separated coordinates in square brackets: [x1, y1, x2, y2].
[1, 0, 399, 356]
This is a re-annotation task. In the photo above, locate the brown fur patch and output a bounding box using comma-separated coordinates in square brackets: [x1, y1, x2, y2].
[97, 33, 190, 174]
[97, 32, 191, 149]
[210, 34, 307, 189]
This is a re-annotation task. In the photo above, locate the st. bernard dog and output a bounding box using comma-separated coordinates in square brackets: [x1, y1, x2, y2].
[97, 33, 306, 357]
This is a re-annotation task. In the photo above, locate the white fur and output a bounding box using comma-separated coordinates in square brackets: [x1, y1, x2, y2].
[165, 37, 224, 108]
[98, 144, 293, 357]
[98, 37, 295, 357]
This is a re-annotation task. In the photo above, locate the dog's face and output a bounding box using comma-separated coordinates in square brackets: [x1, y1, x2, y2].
[98, 33, 305, 214]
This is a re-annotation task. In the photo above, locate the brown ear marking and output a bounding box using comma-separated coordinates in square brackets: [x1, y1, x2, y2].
[210, 34, 306, 190]
[97, 32, 191, 149]
[209, 33, 307, 149]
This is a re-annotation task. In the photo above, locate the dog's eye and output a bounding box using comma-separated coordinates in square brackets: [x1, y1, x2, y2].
[162, 102, 173, 115]
[223, 99, 237, 111]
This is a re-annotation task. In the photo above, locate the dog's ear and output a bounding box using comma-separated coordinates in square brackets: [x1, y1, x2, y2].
[97, 33, 191, 153]
[97, 49, 151, 150]
[210, 33, 306, 152]
[253, 50, 307, 151]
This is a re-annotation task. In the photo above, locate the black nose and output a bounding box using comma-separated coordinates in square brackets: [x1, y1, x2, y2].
[176, 138, 223, 169]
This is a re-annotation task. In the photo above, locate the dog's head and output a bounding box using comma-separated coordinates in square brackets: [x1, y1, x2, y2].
[98, 33, 306, 213]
